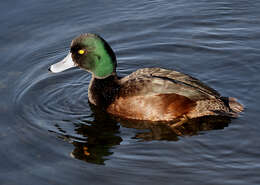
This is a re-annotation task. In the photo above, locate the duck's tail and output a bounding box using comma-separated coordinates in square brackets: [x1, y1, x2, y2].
[221, 97, 244, 117]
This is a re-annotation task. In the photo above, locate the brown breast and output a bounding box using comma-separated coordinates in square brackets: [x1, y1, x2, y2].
[107, 93, 196, 121]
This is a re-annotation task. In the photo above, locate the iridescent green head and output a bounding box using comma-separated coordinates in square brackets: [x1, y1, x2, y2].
[49, 33, 117, 79]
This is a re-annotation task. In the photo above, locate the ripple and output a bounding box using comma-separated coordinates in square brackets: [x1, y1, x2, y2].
[13, 65, 92, 132]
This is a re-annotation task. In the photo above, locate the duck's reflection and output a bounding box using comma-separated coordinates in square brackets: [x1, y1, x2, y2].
[70, 120, 122, 164]
[52, 104, 231, 165]
[118, 115, 230, 141]
[70, 105, 122, 165]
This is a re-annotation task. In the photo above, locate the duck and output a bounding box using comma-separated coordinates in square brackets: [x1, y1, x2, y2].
[49, 33, 243, 126]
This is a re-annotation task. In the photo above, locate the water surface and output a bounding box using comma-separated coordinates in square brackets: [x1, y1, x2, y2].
[1, 0, 260, 184]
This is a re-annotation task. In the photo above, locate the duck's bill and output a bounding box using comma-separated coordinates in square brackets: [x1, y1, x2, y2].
[49, 53, 78, 73]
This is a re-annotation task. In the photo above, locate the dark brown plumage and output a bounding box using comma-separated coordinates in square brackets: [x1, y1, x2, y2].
[89, 68, 243, 121]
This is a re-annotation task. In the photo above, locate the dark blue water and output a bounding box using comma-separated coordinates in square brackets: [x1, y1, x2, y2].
[1, 0, 260, 184]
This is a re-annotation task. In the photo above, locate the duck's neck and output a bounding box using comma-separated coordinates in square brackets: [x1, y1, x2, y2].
[88, 74, 120, 108]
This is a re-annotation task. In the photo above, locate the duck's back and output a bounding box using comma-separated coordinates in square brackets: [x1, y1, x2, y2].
[119, 68, 220, 100]
[107, 68, 239, 121]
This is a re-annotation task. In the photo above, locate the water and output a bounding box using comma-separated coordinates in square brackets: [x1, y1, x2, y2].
[1, 0, 260, 184]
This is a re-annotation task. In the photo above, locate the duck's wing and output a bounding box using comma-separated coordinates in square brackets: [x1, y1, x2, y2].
[119, 68, 220, 101]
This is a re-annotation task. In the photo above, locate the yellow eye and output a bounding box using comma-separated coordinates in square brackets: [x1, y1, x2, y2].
[78, 49, 85, 55]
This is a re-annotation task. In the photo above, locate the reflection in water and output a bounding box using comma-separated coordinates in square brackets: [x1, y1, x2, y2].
[50, 102, 231, 165]
[70, 120, 122, 165]
[51, 104, 122, 165]
[119, 116, 230, 140]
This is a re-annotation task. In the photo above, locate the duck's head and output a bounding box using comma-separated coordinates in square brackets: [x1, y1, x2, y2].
[49, 33, 117, 79]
